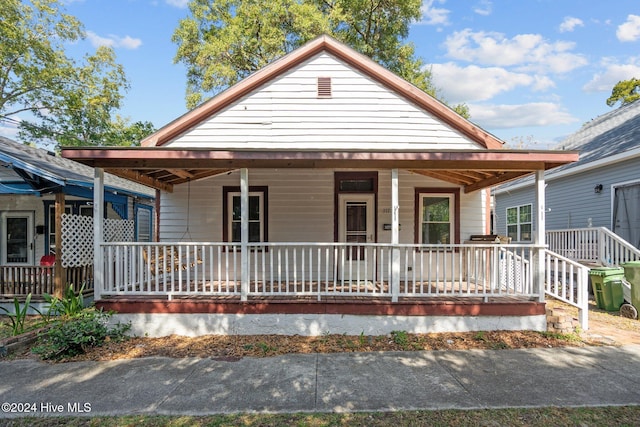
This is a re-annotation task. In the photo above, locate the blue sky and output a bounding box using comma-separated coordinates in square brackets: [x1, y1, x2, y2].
[4, 0, 640, 148]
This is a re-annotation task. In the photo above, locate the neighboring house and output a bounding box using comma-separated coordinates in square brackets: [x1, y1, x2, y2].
[0, 137, 155, 298]
[63, 35, 579, 336]
[493, 100, 640, 263]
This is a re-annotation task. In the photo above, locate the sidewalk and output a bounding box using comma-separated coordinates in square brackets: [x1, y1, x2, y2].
[1, 345, 639, 417]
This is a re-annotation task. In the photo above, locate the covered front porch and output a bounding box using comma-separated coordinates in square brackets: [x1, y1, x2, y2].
[60, 147, 583, 334]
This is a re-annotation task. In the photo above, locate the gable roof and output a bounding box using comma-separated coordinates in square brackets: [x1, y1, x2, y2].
[63, 36, 578, 193]
[552, 99, 640, 167]
[0, 136, 154, 198]
[141, 35, 504, 150]
[494, 100, 640, 194]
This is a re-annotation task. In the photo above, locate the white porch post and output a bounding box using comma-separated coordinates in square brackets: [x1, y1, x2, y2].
[391, 168, 400, 302]
[534, 170, 546, 303]
[93, 168, 104, 301]
[240, 168, 249, 301]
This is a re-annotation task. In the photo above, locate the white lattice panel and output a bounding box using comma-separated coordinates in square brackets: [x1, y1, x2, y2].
[105, 218, 134, 242]
[61, 214, 134, 268]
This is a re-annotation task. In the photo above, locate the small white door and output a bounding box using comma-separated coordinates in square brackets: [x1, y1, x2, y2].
[338, 194, 375, 281]
[1, 212, 34, 265]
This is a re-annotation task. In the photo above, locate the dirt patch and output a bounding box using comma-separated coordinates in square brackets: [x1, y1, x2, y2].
[7, 298, 639, 362]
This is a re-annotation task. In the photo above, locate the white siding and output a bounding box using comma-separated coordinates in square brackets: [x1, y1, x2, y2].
[166, 53, 483, 151]
[159, 169, 485, 243]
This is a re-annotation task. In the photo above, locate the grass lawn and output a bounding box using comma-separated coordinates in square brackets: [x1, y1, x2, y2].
[6, 407, 640, 426]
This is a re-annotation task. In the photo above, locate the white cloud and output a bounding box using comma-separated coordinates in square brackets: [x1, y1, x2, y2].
[559, 17, 584, 33]
[165, 0, 189, 8]
[583, 58, 640, 92]
[419, 0, 450, 26]
[617, 14, 640, 42]
[430, 62, 554, 103]
[473, 0, 492, 16]
[87, 31, 142, 50]
[468, 103, 578, 129]
[0, 123, 19, 140]
[443, 29, 587, 74]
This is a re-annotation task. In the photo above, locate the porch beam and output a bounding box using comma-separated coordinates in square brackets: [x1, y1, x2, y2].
[465, 171, 533, 193]
[240, 168, 249, 301]
[94, 168, 104, 301]
[105, 168, 174, 193]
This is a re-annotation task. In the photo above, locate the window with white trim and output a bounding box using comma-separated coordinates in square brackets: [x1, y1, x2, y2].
[506, 204, 532, 242]
[223, 187, 268, 243]
[418, 194, 454, 244]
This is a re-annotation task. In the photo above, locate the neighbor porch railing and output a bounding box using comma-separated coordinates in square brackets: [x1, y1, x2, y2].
[546, 227, 640, 267]
[99, 242, 539, 301]
[0, 265, 94, 298]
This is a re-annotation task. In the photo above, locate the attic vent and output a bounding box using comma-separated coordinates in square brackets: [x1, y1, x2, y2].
[317, 77, 332, 98]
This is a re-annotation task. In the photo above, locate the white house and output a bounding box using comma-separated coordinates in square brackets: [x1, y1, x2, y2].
[62, 35, 579, 336]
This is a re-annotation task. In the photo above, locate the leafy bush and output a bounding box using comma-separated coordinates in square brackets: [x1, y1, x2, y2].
[33, 309, 130, 360]
[43, 284, 85, 318]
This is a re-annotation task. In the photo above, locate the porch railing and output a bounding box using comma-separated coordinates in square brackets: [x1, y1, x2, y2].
[0, 265, 55, 297]
[544, 251, 590, 330]
[99, 242, 539, 301]
[0, 265, 94, 298]
[546, 227, 640, 267]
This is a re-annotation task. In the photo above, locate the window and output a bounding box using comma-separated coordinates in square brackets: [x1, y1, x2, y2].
[135, 205, 153, 242]
[223, 187, 268, 243]
[506, 204, 532, 242]
[415, 189, 460, 245]
[419, 195, 453, 244]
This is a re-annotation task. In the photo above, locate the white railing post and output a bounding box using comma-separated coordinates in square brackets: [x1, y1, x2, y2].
[534, 170, 546, 302]
[240, 168, 249, 301]
[578, 267, 589, 330]
[598, 228, 607, 265]
[93, 168, 104, 301]
[391, 169, 400, 302]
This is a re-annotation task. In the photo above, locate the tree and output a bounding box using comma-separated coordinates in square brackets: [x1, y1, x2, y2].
[606, 78, 640, 108]
[173, 0, 468, 116]
[1, 0, 150, 147]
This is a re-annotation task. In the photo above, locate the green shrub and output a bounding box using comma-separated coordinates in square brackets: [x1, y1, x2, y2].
[33, 309, 130, 360]
[390, 330, 409, 347]
[43, 284, 85, 318]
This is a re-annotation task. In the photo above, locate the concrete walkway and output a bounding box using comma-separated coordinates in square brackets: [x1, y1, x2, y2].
[1, 345, 639, 417]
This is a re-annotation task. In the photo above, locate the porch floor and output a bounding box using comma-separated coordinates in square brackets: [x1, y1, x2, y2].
[97, 293, 543, 317]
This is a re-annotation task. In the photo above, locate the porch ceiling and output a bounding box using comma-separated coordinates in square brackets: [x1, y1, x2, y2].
[61, 147, 578, 193]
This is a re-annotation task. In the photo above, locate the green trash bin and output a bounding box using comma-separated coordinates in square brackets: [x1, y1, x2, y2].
[589, 267, 625, 311]
[622, 261, 640, 313]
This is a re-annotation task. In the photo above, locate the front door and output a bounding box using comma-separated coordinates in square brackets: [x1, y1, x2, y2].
[1, 212, 34, 265]
[338, 194, 375, 281]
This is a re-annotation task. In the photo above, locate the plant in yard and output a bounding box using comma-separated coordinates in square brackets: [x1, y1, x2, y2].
[390, 330, 409, 348]
[359, 331, 366, 347]
[43, 284, 85, 317]
[473, 331, 487, 342]
[32, 308, 130, 360]
[0, 293, 41, 336]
